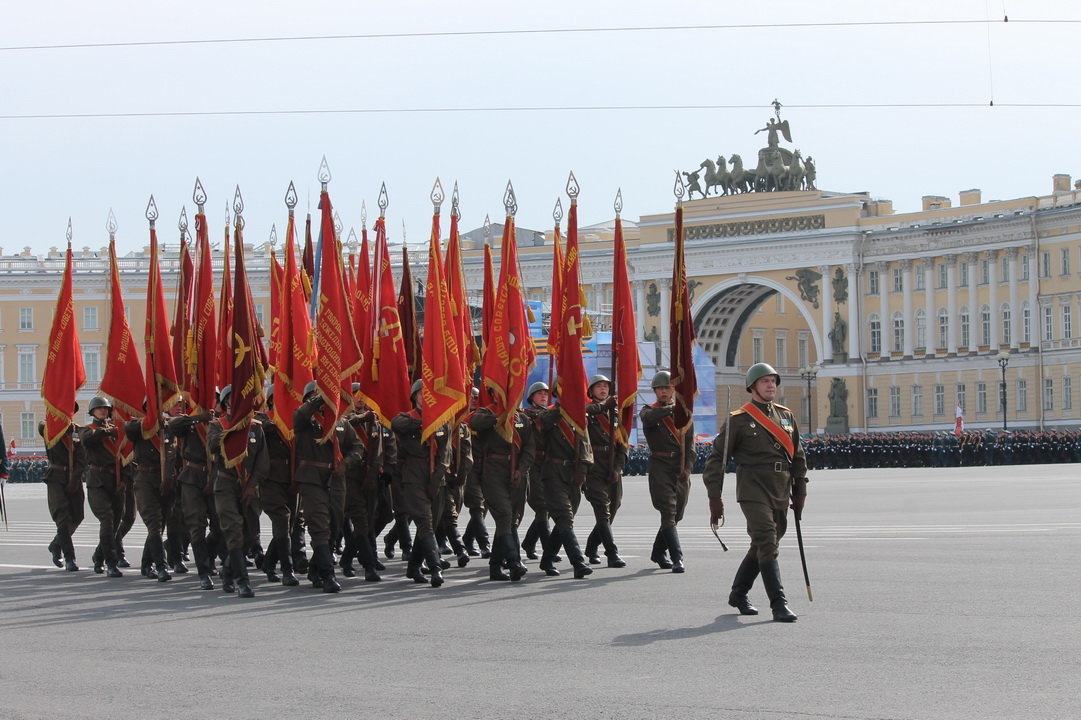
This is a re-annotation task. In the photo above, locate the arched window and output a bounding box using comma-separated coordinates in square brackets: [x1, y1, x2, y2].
[869, 313, 881, 354]
[960, 305, 970, 348]
[937, 308, 949, 350]
[915, 309, 927, 350]
[1022, 301, 1032, 343]
[981, 304, 991, 346]
[1001, 303, 1012, 345]
[891, 311, 904, 353]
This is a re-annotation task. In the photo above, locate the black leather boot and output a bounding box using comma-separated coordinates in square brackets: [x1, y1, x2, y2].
[193, 540, 215, 590]
[221, 553, 236, 593]
[153, 536, 172, 582]
[405, 544, 427, 583]
[474, 510, 491, 558]
[537, 518, 562, 563]
[279, 538, 300, 586]
[728, 553, 760, 615]
[49, 535, 63, 567]
[488, 533, 510, 581]
[368, 533, 386, 570]
[446, 525, 470, 568]
[395, 517, 414, 559]
[316, 544, 341, 593]
[421, 536, 444, 588]
[538, 529, 562, 576]
[600, 522, 626, 568]
[233, 548, 255, 598]
[261, 538, 280, 582]
[93, 544, 104, 574]
[61, 535, 79, 571]
[561, 529, 593, 579]
[116, 539, 131, 568]
[663, 526, 685, 573]
[584, 525, 602, 564]
[505, 534, 526, 581]
[339, 534, 358, 578]
[760, 558, 797, 622]
[651, 528, 672, 569]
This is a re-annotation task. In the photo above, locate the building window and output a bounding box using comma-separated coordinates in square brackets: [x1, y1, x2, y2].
[775, 336, 787, 368]
[19, 307, 33, 330]
[1043, 378, 1054, 411]
[797, 336, 808, 369]
[939, 264, 949, 289]
[892, 267, 903, 293]
[775, 294, 785, 314]
[980, 259, 990, 284]
[82, 346, 100, 383]
[912, 385, 923, 416]
[934, 384, 945, 415]
[981, 305, 991, 347]
[915, 267, 926, 290]
[867, 388, 878, 418]
[959, 262, 968, 288]
[956, 383, 966, 411]
[869, 314, 881, 354]
[1065, 377, 1073, 410]
[892, 312, 904, 353]
[1002, 306, 1012, 346]
[1001, 255, 1010, 282]
[1018, 379, 1028, 412]
[1043, 306, 1054, 341]
[889, 386, 901, 417]
[1022, 303, 1032, 343]
[977, 382, 987, 414]
[83, 306, 99, 331]
[1064, 304, 1073, 339]
[915, 309, 927, 349]
[255, 304, 265, 327]
[21, 412, 36, 442]
[868, 270, 880, 296]
[752, 335, 763, 365]
[1062, 248, 1071, 276]
[1021, 254, 1030, 280]
[17, 348, 35, 385]
[1041, 252, 1051, 278]
[937, 309, 949, 350]
[960, 307, 970, 348]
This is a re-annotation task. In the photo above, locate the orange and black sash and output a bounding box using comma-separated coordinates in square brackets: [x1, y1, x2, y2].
[740, 402, 795, 460]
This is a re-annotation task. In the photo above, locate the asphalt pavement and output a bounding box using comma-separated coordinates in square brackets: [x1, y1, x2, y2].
[0, 464, 1078, 720]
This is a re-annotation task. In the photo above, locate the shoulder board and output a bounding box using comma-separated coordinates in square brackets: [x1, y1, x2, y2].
[729, 407, 747, 416]
[774, 403, 792, 412]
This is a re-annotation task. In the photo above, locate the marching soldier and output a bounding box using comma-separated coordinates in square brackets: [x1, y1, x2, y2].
[392, 380, 453, 587]
[582, 374, 627, 568]
[341, 389, 384, 582]
[124, 405, 175, 582]
[39, 410, 86, 571]
[469, 390, 534, 581]
[294, 381, 360, 593]
[638, 371, 694, 573]
[79, 396, 124, 577]
[169, 400, 222, 590]
[256, 387, 300, 586]
[460, 387, 491, 558]
[702, 362, 806, 623]
[519, 382, 559, 563]
[437, 411, 474, 569]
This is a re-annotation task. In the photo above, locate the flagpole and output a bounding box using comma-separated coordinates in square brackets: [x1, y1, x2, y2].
[609, 188, 622, 477]
[548, 198, 563, 389]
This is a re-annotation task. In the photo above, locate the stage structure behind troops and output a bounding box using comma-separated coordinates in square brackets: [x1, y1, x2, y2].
[2, 103, 1081, 448]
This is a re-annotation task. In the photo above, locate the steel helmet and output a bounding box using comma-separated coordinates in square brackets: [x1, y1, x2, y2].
[303, 380, 318, 398]
[745, 363, 781, 392]
[588, 374, 610, 392]
[218, 385, 232, 405]
[88, 396, 112, 413]
[651, 371, 672, 389]
[527, 381, 550, 402]
[411, 379, 423, 397]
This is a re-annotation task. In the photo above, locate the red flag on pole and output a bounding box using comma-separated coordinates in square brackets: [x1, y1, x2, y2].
[481, 235, 496, 351]
[553, 176, 588, 438]
[221, 204, 267, 469]
[268, 242, 284, 374]
[172, 230, 194, 400]
[420, 187, 467, 440]
[351, 222, 374, 379]
[41, 231, 86, 449]
[357, 211, 412, 427]
[142, 199, 182, 443]
[100, 229, 144, 421]
[611, 192, 641, 447]
[481, 183, 536, 442]
[547, 207, 565, 384]
[445, 193, 479, 401]
[272, 191, 315, 440]
[669, 190, 698, 435]
[398, 245, 421, 383]
[216, 224, 234, 392]
[302, 210, 315, 298]
[190, 196, 218, 415]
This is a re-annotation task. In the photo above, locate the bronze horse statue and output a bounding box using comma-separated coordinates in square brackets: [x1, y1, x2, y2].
[700, 156, 734, 197]
[728, 154, 756, 194]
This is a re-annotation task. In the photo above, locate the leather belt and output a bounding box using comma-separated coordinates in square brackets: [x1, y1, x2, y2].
[650, 451, 679, 458]
[50, 464, 69, 471]
[547, 458, 575, 467]
[743, 461, 791, 472]
[592, 445, 610, 452]
[183, 461, 207, 472]
[299, 460, 333, 469]
[486, 453, 512, 461]
[88, 464, 115, 472]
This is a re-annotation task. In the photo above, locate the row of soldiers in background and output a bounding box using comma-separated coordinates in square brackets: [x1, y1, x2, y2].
[38, 368, 700, 596]
[802, 429, 1081, 470]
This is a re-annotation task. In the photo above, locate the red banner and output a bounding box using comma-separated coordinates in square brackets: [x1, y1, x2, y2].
[271, 213, 314, 440]
[554, 200, 588, 437]
[669, 205, 698, 434]
[190, 212, 218, 414]
[351, 225, 374, 382]
[480, 216, 536, 442]
[100, 237, 144, 421]
[420, 211, 467, 440]
[142, 226, 182, 443]
[216, 230, 233, 392]
[268, 247, 283, 374]
[611, 214, 641, 447]
[445, 211, 478, 406]
[172, 236, 194, 400]
[41, 243, 86, 449]
[481, 241, 495, 350]
[398, 246, 421, 383]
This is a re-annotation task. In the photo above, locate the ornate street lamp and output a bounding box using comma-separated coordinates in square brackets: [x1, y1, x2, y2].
[996, 350, 1010, 431]
[799, 365, 819, 432]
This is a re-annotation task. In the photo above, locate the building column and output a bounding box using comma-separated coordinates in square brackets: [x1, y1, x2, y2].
[902, 259, 914, 357]
[946, 255, 959, 355]
[819, 265, 832, 362]
[846, 264, 860, 361]
[1027, 245, 1038, 346]
[877, 262, 889, 354]
[634, 280, 646, 341]
[987, 250, 999, 350]
[659, 279, 671, 355]
[924, 259, 935, 354]
[1007, 248, 1020, 350]
[966, 252, 979, 355]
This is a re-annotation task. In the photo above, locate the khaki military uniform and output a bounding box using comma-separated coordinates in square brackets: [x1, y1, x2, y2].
[124, 418, 174, 575]
[169, 412, 223, 579]
[39, 422, 86, 566]
[583, 398, 626, 561]
[639, 402, 694, 528]
[79, 418, 124, 569]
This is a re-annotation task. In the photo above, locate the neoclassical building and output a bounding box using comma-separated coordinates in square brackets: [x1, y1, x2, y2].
[2, 175, 1080, 451]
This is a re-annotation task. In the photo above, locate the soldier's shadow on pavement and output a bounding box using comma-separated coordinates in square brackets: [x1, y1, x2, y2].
[610, 613, 760, 646]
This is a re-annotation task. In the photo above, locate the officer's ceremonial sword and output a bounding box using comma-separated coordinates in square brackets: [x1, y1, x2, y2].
[792, 488, 812, 601]
[710, 388, 730, 552]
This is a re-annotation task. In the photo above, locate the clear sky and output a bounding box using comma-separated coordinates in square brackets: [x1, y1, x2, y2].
[2, 1, 1078, 256]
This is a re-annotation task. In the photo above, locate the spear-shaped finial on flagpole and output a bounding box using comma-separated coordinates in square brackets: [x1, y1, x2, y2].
[483, 214, 492, 243]
[106, 209, 118, 241]
[614, 188, 623, 219]
[333, 210, 342, 239]
[233, 186, 245, 229]
[179, 207, 189, 240]
[566, 171, 580, 205]
[673, 170, 686, 208]
[224, 201, 231, 231]
[431, 177, 445, 215]
[285, 181, 298, 217]
[66, 218, 73, 248]
[318, 155, 331, 191]
[146, 195, 159, 229]
[347, 228, 358, 252]
[361, 200, 368, 230]
[269, 224, 278, 249]
[503, 181, 517, 217]
[553, 198, 563, 226]
[451, 181, 460, 218]
[193, 177, 207, 215]
[378, 183, 389, 217]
